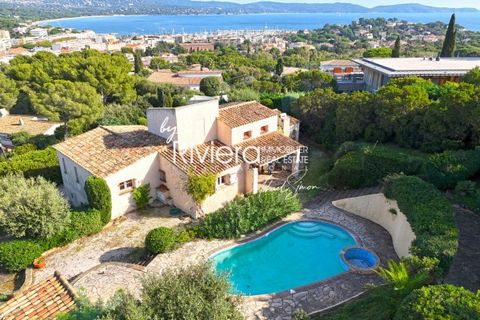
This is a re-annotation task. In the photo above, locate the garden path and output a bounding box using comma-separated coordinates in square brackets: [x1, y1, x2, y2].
[445, 206, 480, 292]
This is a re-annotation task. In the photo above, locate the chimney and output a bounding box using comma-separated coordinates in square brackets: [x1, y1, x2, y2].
[280, 113, 290, 137]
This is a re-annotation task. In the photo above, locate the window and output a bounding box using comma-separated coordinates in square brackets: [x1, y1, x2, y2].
[62, 158, 67, 174]
[261, 125, 269, 134]
[243, 130, 252, 140]
[159, 170, 167, 182]
[74, 167, 79, 184]
[119, 179, 135, 192]
[217, 175, 226, 186]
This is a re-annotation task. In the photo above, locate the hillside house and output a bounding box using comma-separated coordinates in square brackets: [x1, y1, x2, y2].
[54, 99, 302, 219]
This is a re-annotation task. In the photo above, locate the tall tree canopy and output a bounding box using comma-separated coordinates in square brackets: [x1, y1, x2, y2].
[6, 50, 136, 104]
[0, 73, 18, 109]
[440, 14, 457, 57]
[31, 80, 103, 138]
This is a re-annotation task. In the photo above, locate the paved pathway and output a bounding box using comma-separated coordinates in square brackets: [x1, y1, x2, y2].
[445, 206, 480, 292]
[34, 206, 185, 284]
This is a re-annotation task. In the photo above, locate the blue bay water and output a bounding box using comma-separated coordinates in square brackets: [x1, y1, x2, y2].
[40, 12, 480, 35]
[210, 221, 357, 295]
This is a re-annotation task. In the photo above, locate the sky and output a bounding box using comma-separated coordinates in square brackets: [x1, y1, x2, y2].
[229, 0, 480, 8]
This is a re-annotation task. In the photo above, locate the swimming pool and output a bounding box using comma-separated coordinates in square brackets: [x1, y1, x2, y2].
[210, 220, 357, 295]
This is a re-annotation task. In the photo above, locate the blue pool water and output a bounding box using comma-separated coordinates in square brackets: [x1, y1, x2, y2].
[211, 221, 357, 295]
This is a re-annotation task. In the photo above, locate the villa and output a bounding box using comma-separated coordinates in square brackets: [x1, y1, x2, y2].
[54, 99, 302, 219]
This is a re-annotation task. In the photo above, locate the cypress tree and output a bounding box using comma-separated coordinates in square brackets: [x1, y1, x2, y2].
[392, 36, 401, 58]
[275, 58, 284, 76]
[440, 14, 457, 57]
[134, 50, 143, 74]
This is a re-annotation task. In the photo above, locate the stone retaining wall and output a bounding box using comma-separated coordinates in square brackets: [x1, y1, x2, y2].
[333, 193, 415, 258]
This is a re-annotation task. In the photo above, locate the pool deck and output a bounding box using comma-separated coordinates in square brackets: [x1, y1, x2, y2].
[69, 186, 398, 319]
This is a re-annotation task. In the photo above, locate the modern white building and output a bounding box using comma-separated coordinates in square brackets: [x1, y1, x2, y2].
[353, 57, 480, 91]
[29, 28, 48, 38]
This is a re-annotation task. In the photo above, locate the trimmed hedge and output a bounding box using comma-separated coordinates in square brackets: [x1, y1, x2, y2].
[145, 227, 192, 254]
[196, 189, 302, 239]
[384, 176, 458, 274]
[0, 240, 44, 273]
[422, 148, 480, 190]
[394, 284, 480, 320]
[0, 209, 104, 272]
[328, 143, 425, 189]
[145, 227, 177, 254]
[0, 147, 61, 184]
[85, 176, 112, 225]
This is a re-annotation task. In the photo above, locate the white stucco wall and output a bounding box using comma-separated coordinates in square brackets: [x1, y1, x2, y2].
[229, 116, 278, 145]
[57, 151, 92, 208]
[105, 152, 161, 219]
[332, 193, 416, 258]
[147, 108, 178, 142]
[147, 99, 219, 150]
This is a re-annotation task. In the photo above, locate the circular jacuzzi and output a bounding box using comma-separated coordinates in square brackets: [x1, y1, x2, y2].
[341, 247, 379, 272]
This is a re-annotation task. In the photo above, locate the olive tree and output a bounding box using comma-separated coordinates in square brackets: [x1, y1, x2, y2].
[0, 174, 70, 239]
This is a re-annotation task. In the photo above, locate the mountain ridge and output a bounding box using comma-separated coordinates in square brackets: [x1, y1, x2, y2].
[1, 1, 477, 15]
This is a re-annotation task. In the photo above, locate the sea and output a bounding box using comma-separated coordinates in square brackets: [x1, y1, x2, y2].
[39, 12, 480, 35]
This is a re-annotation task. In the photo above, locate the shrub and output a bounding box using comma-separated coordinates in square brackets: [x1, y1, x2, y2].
[61, 264, 243, 319]
[133, 183, 151, 209]
[0, 147, 61, 183]
[141, 263, 243, 320]
[327, 144, 425, 189]
[145, 227, 177, 254]
[199, 77, 222, 96]
[12, 143, 36, 155]
[39, 209, 104, 251]
[292, 309, 309, 320]
[186, 172, 216, 205]
[69, 209, 104, 238]
[84, 176, 112, 225]
[196, 189, 302, 239]
[422, 148, 480, 190]
[0, 240, 44, 272]
[394, 284, 480, 320]
[384, 175, 458, 274]
[0, 174, 70, 239]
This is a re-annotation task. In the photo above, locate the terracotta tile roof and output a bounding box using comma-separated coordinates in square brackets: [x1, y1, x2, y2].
[0, 114, 60, 136]
[161, 140, 242, 175]
[148, 71, 202, 87]
[235, 132, 303, 165]
[321, 59, 359, 67]
[54, 126, 167, 178]
[177, 70, 222, 76]
[219, 101, 278, 128]
[0, 272, 77, 320]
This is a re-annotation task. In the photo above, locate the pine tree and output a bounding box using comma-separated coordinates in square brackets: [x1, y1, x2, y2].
[440, 14, 457, 57]
[392, 36, 401, 58]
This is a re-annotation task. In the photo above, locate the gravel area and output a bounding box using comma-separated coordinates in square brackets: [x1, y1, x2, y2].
[33, 206, 186, 284]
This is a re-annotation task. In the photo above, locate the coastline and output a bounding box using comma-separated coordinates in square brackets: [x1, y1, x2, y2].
[35, 11, 480, 33]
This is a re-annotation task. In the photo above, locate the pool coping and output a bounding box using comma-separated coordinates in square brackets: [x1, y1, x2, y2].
[206, 217, 373, 300]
